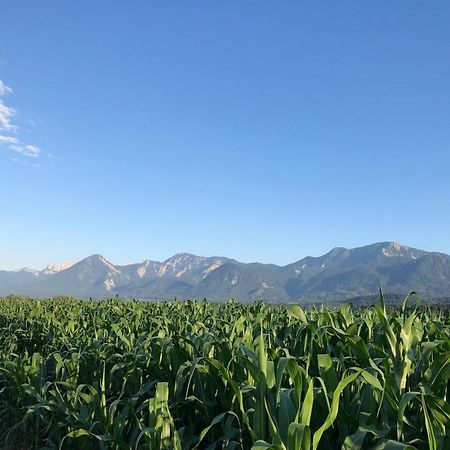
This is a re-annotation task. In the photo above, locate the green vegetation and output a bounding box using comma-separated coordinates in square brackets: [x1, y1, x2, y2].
[1, 294, 450, 449]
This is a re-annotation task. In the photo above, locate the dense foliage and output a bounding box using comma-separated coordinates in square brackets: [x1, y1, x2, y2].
[1, 295, 450, 449]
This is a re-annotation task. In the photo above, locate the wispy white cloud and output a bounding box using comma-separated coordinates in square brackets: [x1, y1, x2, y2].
[0, 79, 44, 163]
[10, 144, 41, 157]
[0, 80, 12, 95]
[0, 101, 17, 131]
[0, 80, 17, 131]
[0, 134, 18, 144]
[12, 158, 40, 168]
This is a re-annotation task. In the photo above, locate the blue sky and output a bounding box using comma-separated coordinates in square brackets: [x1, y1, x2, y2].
[1, 1, 450, 270]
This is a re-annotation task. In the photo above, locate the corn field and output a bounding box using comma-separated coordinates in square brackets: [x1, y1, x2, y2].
[1, 294, 450, 449]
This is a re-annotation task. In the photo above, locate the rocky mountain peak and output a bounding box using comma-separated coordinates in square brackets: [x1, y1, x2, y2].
[2, 242, 449, 301]
[42, 260, 75, 274]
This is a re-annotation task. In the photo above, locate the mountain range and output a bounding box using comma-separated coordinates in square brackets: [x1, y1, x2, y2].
[1, 242, 450, 302]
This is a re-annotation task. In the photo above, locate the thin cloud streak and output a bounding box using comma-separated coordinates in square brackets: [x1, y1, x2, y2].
[0, 101, 17, 131]
[0, 134, 18, 144]
[0, 80, 12, 95]
[0, 79, 43, 163]
[12, 158, 40, 168]
[10, 143, 41, 157]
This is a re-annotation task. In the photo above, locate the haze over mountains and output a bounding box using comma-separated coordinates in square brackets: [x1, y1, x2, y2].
[1, 242, 450, 302]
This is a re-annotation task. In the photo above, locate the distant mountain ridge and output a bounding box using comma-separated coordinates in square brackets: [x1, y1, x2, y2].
[1, 242, 450, 302]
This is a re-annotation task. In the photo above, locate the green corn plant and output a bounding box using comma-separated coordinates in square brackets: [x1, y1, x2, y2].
[1, 294, 450, 449]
